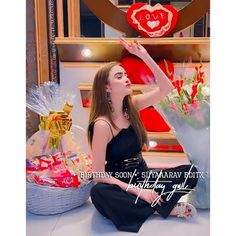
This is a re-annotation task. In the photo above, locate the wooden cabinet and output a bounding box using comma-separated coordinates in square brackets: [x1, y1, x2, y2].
[55, 37, 209, 162]
[55, 37, 210, 62]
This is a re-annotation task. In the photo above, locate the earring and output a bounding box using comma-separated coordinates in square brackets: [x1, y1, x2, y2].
[123, 107, 130, 120]
[106, 92, 114, 112]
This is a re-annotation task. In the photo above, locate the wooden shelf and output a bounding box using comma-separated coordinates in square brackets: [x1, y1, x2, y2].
[147, 131, 176, 140]
[63, 62, 209, 68]
[142, 151, 187, 158]
[79, 82, 151, 93]
[55, 37, 210, 62]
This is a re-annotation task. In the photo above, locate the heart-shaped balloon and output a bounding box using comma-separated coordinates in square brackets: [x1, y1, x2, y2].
[120, 56, 174, 84]
[126, 3, 178, 37]
[121, 56, 155, 84]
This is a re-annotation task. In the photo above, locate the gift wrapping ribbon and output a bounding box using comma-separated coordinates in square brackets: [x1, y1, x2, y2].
[39, 102, 73, 149]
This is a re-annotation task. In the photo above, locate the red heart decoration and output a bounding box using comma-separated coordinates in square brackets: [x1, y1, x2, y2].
[140, 107, 171, 132]
[120, 56, 174, 84]
[127, 3, 178, 37]
[120, 57, 155, 84]
[82, 98, 91, 107]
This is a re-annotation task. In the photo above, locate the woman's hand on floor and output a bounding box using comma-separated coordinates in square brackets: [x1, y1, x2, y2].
[134, 188, 165, 206]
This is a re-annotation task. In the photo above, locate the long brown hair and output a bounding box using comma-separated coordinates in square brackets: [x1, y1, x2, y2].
[87, 62, 148, 148]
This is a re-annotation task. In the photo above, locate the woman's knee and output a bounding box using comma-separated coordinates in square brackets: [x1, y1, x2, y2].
[185, 165, 199, 188]
[90, 183, 107, 199]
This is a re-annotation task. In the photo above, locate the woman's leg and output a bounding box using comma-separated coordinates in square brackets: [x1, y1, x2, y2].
[147, 164, 199, 218]
[90, 182, 155, 233]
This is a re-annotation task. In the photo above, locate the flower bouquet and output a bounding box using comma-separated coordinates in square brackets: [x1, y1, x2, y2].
[156, 64, 210, 208]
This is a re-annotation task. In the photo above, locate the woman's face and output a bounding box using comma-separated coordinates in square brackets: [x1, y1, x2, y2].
[106, 65, 131, 96]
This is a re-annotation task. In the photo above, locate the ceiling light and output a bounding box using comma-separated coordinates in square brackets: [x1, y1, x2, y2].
[149, 140, 157, 148]
[81, 48, 92, 58]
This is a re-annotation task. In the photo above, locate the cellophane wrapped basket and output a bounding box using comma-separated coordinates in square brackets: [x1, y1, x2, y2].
[26, 82, 94, 215]
[26, 181, 94, 215]
[26, 151, 94, 215]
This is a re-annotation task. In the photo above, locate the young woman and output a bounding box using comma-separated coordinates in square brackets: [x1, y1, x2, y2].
[87, 38, 199, 233]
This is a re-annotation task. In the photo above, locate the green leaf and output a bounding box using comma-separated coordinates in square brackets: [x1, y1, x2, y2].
[203, 74, 206, 82]
[184, 78, 192, 85]
[182, 89, 192, 104]
[166, 96, 171, 103]
[196, 93, 204, 101]
[175, 99, 184, 112]
[198, 84, 202, 92]
[193, 71, 197, 83]
[179, 89, 184, 100]
[163, 59, 172, 77]
[160, 98, 170, 109]
[179, 73, 184, 80]
[196, 84, 204, 101]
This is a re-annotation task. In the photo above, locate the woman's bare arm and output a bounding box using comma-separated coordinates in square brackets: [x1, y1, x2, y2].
[119, 38, 174, 111]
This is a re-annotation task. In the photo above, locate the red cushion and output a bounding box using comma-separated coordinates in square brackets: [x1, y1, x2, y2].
[140, 107, 171, 132]
[152, 145, 183, 152]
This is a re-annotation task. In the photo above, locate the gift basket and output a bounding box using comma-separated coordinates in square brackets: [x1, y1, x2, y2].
[26, 82, 94, 215]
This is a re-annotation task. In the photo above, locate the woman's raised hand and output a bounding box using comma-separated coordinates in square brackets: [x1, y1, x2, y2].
[119, 38, 147, 58]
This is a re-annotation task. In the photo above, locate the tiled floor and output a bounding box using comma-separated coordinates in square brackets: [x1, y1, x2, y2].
[26, 198, 210, 236]
[27, 155, 209, 236]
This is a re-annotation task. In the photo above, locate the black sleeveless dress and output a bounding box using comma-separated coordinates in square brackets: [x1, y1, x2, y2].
[89, 122, 198, 233]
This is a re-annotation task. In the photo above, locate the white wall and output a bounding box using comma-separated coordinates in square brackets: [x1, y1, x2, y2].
[60, 63, 210, 125]
[59, 63, 99, 153]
